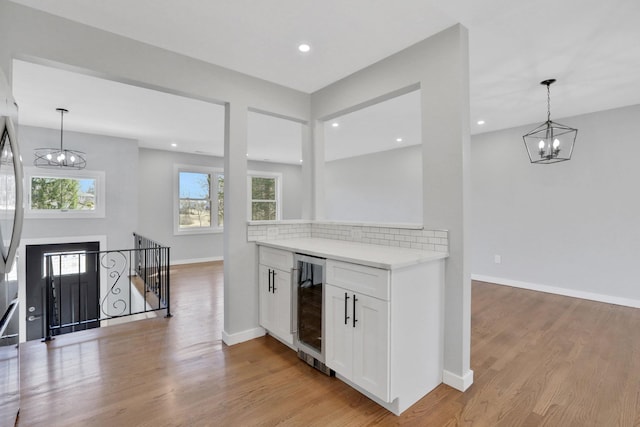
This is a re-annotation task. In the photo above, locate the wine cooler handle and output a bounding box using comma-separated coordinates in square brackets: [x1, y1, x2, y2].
[290, 268, 298, 334]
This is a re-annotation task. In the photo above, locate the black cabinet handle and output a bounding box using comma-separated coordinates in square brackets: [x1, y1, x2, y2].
[272, 270, 277, 292]
[352, 294, 358, 327]
[268, 269, 272, 293]
[344, 292, 350, 325]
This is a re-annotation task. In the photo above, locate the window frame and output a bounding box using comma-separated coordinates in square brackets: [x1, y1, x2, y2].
[24, 167, 106, 219]
[247, 171, 282, 221]
[173, 164, 223, 235]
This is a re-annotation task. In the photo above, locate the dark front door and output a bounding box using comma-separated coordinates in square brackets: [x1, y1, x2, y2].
[26, 242, 100, 341]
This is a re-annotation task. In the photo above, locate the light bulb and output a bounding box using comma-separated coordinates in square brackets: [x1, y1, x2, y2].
[60, 153, 66, 160]
[70, 155, 76, 163]
[46, 153, 52, 160]
[553, 138, 560, 149]
[538, 140, 545, 150]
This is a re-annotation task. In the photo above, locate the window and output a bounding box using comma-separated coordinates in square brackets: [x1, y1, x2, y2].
[42, 251, 87, 277]
[175, 166, 282, 231]
[25, 168, 105, 218]
[248, 172, 281, 221]
[174, 165, 223, 234]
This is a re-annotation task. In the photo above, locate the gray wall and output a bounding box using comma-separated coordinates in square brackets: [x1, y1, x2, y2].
[19, 125, 138, 251]
[471, 103, 640, 305]
[138, 148, 303, 263]
[137, 148, 224, 263]
[325, 145, 422, 223]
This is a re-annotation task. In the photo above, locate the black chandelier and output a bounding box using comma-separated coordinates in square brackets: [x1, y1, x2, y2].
[34, 108, 87, 170]
[522, 79, 577, 164]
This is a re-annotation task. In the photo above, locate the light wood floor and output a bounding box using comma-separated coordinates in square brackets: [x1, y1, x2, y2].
[17, 262, 640, 426]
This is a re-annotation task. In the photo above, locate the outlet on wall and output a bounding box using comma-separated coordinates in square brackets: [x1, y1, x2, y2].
[494, 254, 502, 264]
[350, 229, 362, 240]
[267, 227, 279, 238]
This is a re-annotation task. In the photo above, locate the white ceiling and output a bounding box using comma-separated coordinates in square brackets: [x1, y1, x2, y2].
[12, 60, 226, 156]
[12, 60, 304, 164]
[8, 0, 640, 161]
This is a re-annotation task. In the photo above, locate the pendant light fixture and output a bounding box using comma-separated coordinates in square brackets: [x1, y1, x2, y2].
[522, 79, 577, 164]
[34, 108, 87, 170]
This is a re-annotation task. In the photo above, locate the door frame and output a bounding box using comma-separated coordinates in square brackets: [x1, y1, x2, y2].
[18, 235, 107, 343]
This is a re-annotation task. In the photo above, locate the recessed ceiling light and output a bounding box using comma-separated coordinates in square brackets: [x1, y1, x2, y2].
[477, 120, 485, 125]
[171, 143, 177, 147]
[396, 138, 403, 143]
[331, 122, 339, 128]
[298, 43, 311, 53]
[299, 159, 303, 163]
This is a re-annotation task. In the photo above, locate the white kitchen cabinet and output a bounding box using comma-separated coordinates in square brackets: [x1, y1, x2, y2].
[325, 258, 444, 415]
[259, 247, 294, 346]
[256, 239, 446, 416]
[325, 283, 390, 401]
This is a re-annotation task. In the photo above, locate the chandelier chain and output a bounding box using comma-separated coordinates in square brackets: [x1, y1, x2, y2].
[547, 83, 551, 122]
[59, 109, 65, 152]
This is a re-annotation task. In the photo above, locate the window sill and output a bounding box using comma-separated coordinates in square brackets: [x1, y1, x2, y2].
[174, 227, 223, 236]
[25, 211, 105, 220]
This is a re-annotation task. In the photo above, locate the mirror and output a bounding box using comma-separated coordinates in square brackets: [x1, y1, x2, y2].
[324, 90, 422, 223]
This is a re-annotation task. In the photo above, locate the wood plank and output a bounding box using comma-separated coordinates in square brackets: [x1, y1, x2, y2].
[16, 267, 640, 426]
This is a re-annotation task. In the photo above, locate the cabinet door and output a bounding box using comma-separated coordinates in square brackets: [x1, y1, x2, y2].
[258, 264, 274, 331]
[259, 265, 293, 346]
[352, 293, 390, 402]
[271, 268, 293, 346]
[324, 284, 353, 378]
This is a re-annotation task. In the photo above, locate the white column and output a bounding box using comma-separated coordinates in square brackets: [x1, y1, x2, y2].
[421, 25, 473, 390]
[312, 119, 325, 220]
[300, 122, 313, 220]
[222, 101, 261, 344]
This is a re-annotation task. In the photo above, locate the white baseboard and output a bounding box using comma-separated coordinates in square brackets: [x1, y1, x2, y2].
[172, 256, 223, 265]
[472, 274, 640, 309]
[222, 327, 265, 346]
[443, 369, 474, 392]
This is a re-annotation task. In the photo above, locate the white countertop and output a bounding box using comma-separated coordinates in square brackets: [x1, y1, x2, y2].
[256, 238, 447, 270]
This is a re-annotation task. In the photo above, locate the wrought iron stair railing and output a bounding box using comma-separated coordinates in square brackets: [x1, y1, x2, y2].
[42, 233, 171, 341]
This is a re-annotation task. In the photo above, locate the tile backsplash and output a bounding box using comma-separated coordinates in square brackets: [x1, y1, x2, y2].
[247, 220, 448, 253]
[247, 221, 312, 241]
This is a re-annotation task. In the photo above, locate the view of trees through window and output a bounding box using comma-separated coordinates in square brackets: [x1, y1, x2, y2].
[177, 170, 277, 230]
[251, 176, 277, 220]
[31, 177, 96, 210]
[179, 171, 224, 229]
